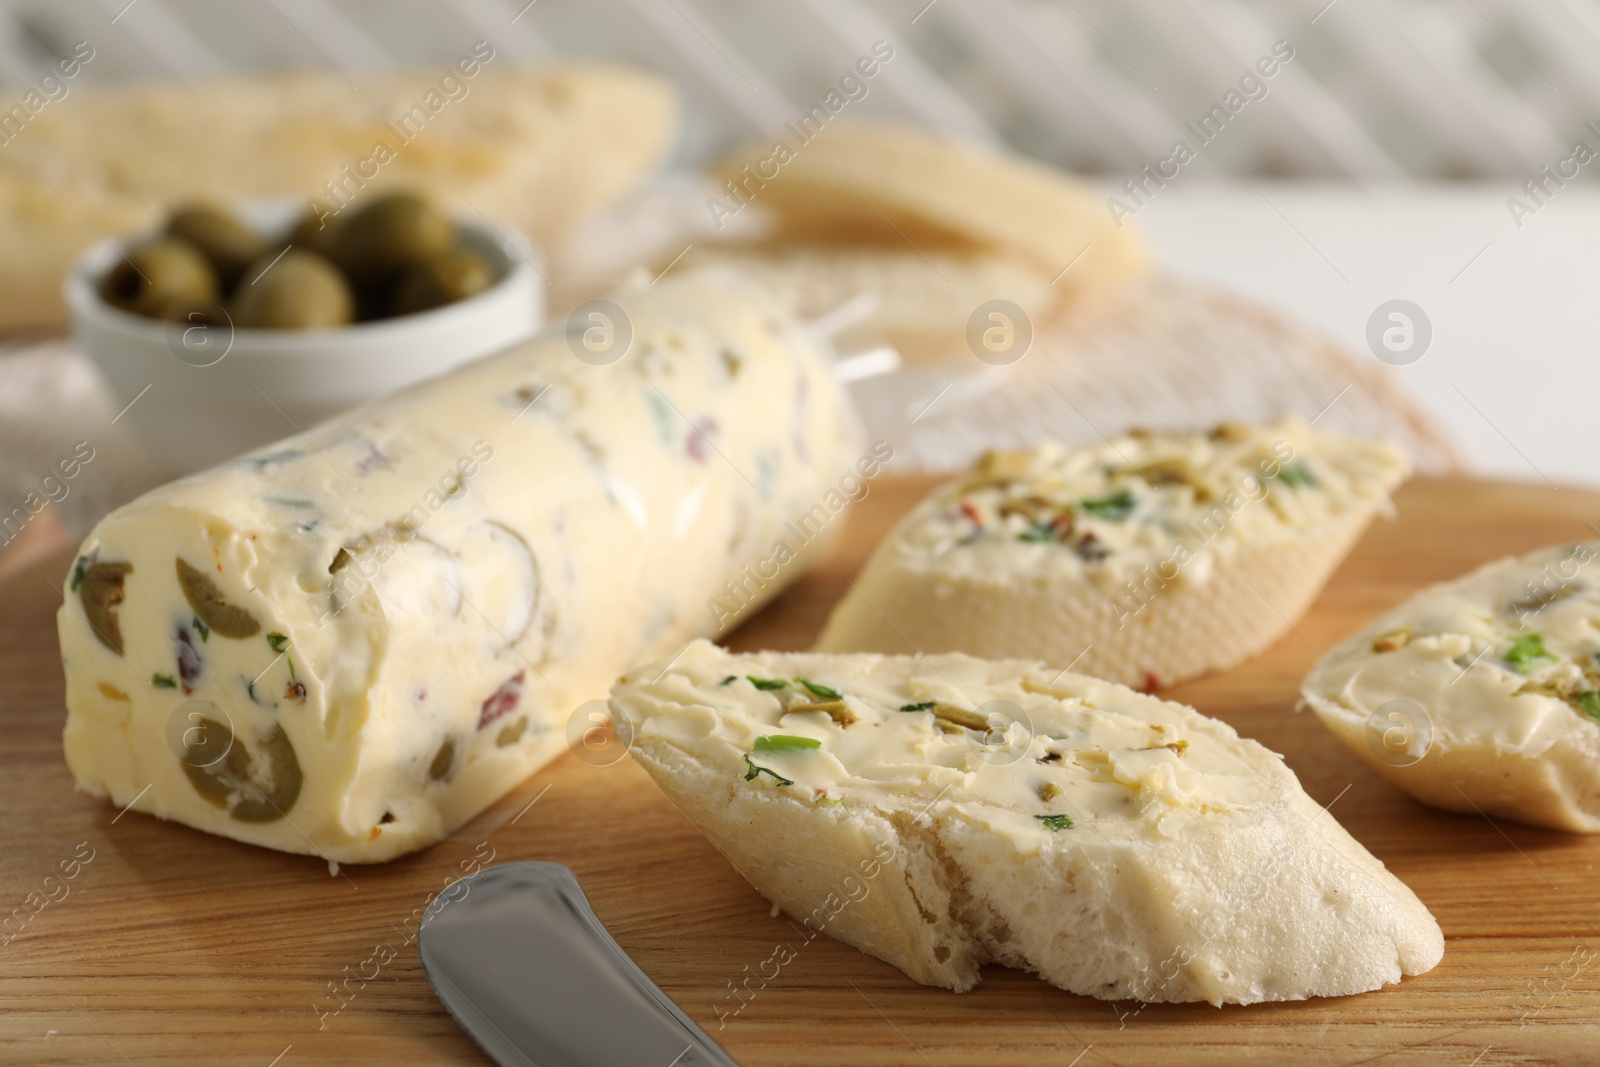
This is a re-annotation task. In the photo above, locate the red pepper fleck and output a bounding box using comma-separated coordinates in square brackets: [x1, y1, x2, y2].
[686, 417, 719, 463]
[478, 671, 526, 729]
[1142, 671, 1161, 693]
[959, 501, 983, 527]
[285, 681, 307, 702]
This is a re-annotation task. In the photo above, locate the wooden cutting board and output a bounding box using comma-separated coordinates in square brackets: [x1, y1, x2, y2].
[2, 475, 1597, 1067]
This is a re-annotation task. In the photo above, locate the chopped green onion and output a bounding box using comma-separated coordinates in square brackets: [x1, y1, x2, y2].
[747, 676, 788, 691]
[152, 673, 177, 689]
[69, 556, 89, 592]
[742, 754, 794, 786]
[1576, 691, 1600, 723]
[1505, 633, 1557, 674]
[899, 701, 935, 712]
[1035, 813, 1074, 831]
[1275, 463, 1318, 488]
[1079, 489, 1135, 521]
[192, 616, 210, 642]
[796, 677, 840, 699]
[267, 632, 289, 654]
[753, 734, 822, 752]
[719, 675, 738, 686]
[1017, 521, 1057, 543]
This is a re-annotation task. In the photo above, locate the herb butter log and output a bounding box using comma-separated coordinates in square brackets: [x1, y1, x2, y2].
[1302, 541, 1600, 832]
[57, 269, 862, 863]
[817, 420, 1410, 689]
[611, 641, 1443, 1003]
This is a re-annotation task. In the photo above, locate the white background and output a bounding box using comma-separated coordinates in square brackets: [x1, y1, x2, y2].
[1136, 182, 1599, 488]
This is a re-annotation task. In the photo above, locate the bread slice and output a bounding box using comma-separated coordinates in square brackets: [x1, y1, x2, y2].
[1302, 541, 1600, 832]
[711, 123, 1147, 298]
[697, 123, 1147, 363]
[677, 242, 1054, 363]
[612, 640, 1443, 1004]
[816, 418, 1410, 689]
[0, 64, 675, 332]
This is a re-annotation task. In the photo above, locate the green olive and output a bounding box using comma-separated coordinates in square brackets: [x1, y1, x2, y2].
[393, 248, 495, 315]
[98, 237, 218, 319]
[181, 717, 303, 823]
[329, 191, 454, 286]
[429, 738, 455, 781]
[229, 248, 354, 330]
[176, 557, 260, 638]
[166, 203, 263, 290]
[286, 204, 341, 258]
[351, 281, 399, 323]
[80, 560, 132, 654]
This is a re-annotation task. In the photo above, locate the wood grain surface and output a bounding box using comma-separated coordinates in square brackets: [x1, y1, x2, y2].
[2, 475, 1598, 1067]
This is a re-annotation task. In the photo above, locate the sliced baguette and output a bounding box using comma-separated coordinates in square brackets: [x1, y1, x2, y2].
[612, 640, 1443, 1004]
[816, 418, 1410, 689]
[1302, 541, 1600, 832]
[677, 242, 1054, 363]
[698, 123, 1148, 363]
[711, 123, 1147, 295]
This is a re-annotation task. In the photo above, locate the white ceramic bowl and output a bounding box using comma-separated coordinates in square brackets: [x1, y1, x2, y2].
[66, 199, 544, 474]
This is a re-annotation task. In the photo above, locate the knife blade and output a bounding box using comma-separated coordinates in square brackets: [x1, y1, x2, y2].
[418, 861, 740, 1067]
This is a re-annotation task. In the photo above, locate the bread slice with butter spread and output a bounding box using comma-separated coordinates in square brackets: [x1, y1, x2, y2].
[1302, 541, 1600, 832]
[611, 640, 1443, 1004]
[816, 418, 1410, 689]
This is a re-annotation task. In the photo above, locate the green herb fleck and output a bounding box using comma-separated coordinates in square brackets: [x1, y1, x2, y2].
[1505, 633, 1557, 674]
[742, 754, 794, 786]
[1079, 489, 1135, 522]
[69, 556, 89, 592]
[1035, 813, 1074, 831]
[152, 673, 177, 689]
[1275, 463, 1318, 489]
[753, 734, 822, 752]
[719, 675, 738, 686]
[266, 496, 316, 509]
[192, 616, 210, 642]
[796, 677, 840, 699]
[747, 676, 788, 691]
[1017, 521, 1057, 543]
[267, 632, 289, 654]
[1576, 691, 1600, 723]
[899, 702, 935, 713]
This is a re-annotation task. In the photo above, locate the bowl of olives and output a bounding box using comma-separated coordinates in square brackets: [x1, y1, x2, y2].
[66, 191, 543, 473]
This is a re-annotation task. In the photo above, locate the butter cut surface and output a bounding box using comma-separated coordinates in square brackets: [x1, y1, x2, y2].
[611, 641, 1444, 1004]
[816, 418, 1410, 689]
[1302, 541, 1600, 832]
[57, 269, 862, 862]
